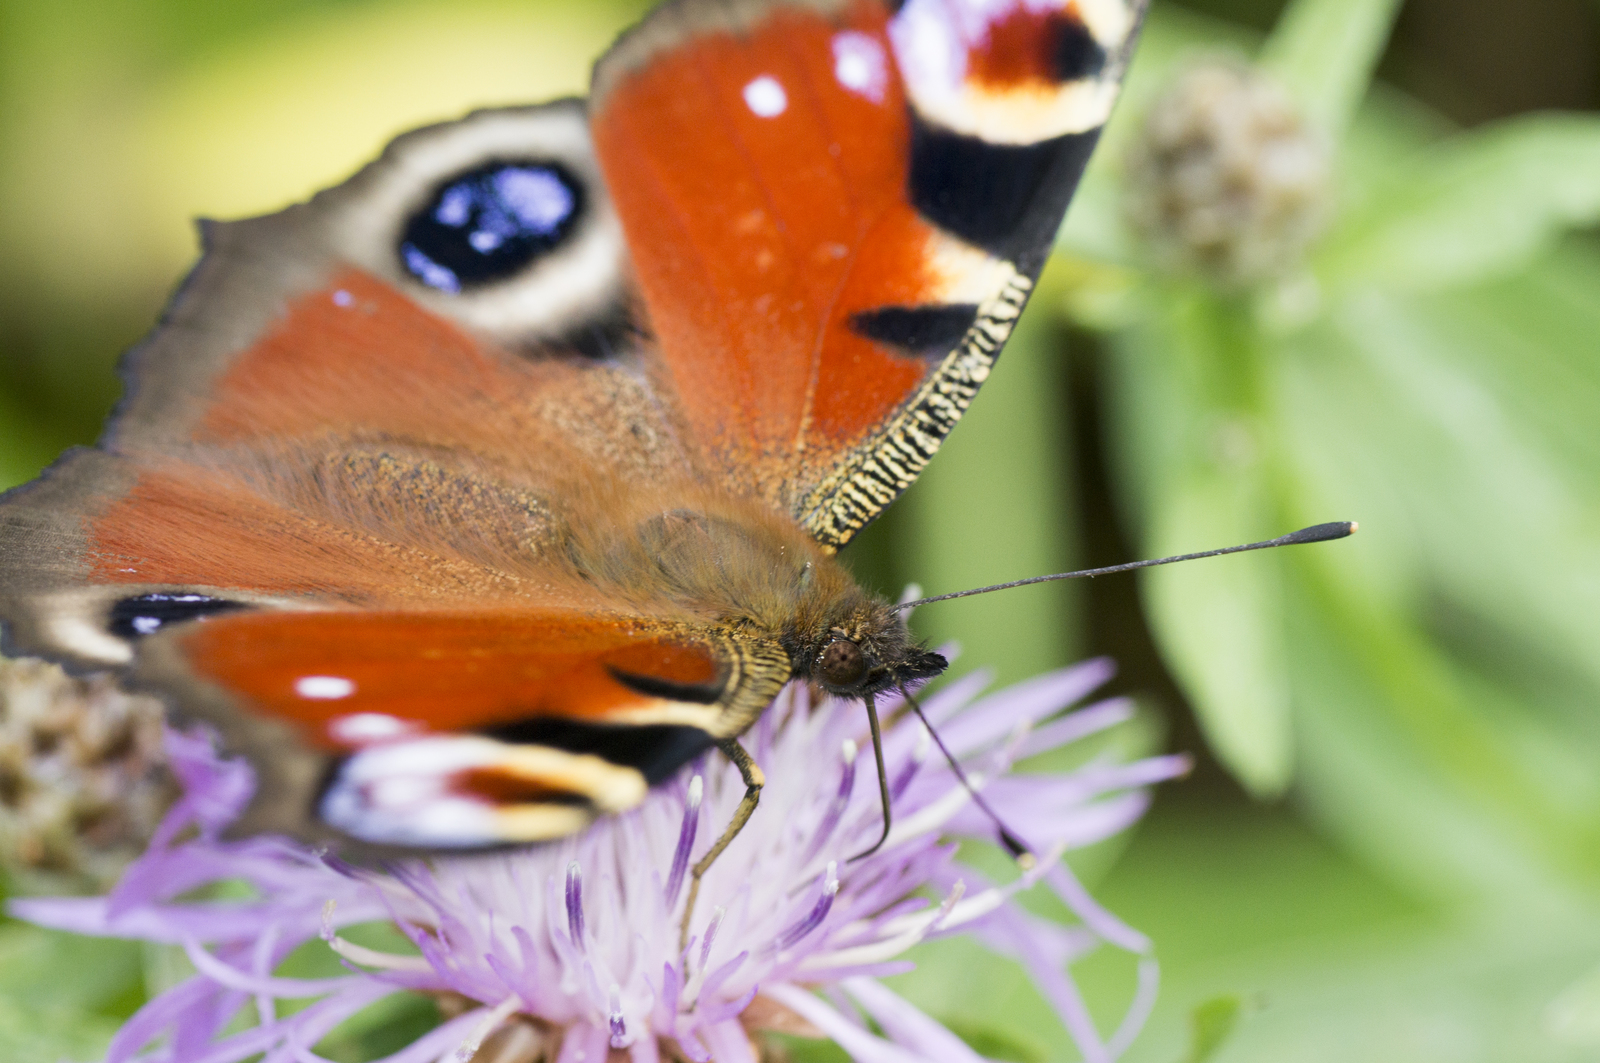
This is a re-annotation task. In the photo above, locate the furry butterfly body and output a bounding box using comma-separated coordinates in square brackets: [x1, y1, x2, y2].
[0, 0, 1146, 853]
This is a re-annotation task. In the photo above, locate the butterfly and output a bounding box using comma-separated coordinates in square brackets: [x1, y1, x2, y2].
[0, 0, 1146, 865]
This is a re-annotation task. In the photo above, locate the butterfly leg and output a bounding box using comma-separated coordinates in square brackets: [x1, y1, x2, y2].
[679, 738, 764, 950]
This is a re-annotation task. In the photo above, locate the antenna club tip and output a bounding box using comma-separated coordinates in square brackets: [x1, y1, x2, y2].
[1285, 521, 1359, 545]
[1348, 520, 1359, 534]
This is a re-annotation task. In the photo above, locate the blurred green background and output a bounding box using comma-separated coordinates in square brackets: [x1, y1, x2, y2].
[4, 0, 1600, 1059]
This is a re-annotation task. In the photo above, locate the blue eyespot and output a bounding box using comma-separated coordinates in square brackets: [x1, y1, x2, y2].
[399, 161, 583, 294]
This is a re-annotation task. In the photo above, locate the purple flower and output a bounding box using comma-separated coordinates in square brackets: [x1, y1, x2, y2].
[14, 659, 1186, 1063]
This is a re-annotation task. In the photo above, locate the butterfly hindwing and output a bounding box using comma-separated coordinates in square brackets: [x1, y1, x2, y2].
[137, 609, 790, 852]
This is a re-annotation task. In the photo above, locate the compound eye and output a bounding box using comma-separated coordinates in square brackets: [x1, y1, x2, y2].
[817, 639, 868, 689]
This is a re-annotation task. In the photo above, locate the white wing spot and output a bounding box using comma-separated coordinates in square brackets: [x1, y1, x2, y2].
[743, 75, 788, 118]
[832, 31, 888, 102]
[329, 713, 410, 743]
[296, 675, 356, 700]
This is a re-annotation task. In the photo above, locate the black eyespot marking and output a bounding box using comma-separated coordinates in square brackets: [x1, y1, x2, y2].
[559, 302, 648, 361]
[607, 665, 726, 705]
[908, 114, 1101, 269]
[399, 161, 584, 294]
[484, 719, 715, 786]
[851, 304, 980, 357]
[109, 594, 251, 640]
[1052, 17, 1106, 81]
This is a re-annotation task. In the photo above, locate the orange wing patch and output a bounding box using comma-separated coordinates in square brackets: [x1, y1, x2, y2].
[142, 609, 759, 849]
[592, 0, 1146, 546]
[173, 610, 726, 749]
[593, 2, 953, 505]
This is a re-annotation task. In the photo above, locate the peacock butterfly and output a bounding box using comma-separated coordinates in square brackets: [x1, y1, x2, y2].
[0, 0, 1147, 863]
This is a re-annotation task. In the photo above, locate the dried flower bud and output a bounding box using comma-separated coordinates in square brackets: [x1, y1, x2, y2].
[0, 656, 177, 893]
[1123, 59, 1330, 288]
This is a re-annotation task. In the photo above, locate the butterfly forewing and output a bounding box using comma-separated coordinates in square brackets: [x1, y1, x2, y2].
[591, 0, 1147, 546]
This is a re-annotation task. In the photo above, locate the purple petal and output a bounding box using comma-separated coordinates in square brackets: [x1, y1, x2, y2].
[366, 1009, 487, 1063]
[182, 937, 359, 997]
[773, 865, 839, 952]
[842, 977, 985, 1062]
[1015, 697, 1135, 758]
[761, 984, 919, 1063]
[937, 660, 1115, 756]
[106, 976, 214, 1063]
[664, 776, 702, 907]
[1108, 957, 1160, 1056]
[556, 1022, 610, 1063]
[1045, 864, 1149, 954]
[566, 862, 586, 945]
[699, 1019, 759, 1063]
[697, 951, 750, 1003]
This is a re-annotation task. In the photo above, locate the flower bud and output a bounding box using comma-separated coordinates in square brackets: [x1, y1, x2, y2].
[1123, 59, 1330, 288]
[0, 656, 177, 892]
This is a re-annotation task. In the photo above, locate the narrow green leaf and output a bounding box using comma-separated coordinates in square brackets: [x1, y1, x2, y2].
[1318, 114, 1600, 294]
[1258, 0, 1401, 138]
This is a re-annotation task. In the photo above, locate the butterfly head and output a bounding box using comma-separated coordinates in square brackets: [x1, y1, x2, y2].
[801, 603, 946, 700]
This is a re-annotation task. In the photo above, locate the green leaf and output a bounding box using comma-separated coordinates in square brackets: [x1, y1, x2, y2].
[1547, 961, 1600, 1048]
[1143, 476, 1291, 796]
[0, 923, 144, 1013]
[1319, 114, 1600, 294]
[0, 995, 120, 1063]
[0, 924, 144, 1063]
[1257, 0, 1402, 139]
[901, 273, 1082, 687]
[1107, 289, 1294, 795]
[941, 1017, 1048, 1063]
[1183, 995, 1245, 1063]
[1079, 798, 1599, 1063]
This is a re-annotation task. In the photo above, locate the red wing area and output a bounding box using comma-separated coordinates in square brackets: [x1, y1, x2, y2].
[189, 269, 546, 451]
[593, 2, 937, 501]
[83, 460, 530, 603]
[145, 609, 737, 848]
[168, 610, 726, 750]
[590, 0, 1143, 545]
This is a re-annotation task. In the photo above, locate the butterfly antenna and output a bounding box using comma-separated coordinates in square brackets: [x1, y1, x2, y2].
[848, 693, 895, 863]
[895, 521, 1357, 611]
[899, 684, 1037, 868]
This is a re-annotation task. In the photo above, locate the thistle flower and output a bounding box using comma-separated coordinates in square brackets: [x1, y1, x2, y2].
[16, 659, 1186, 1063]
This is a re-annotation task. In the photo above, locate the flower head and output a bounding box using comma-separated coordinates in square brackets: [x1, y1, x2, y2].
[1123, 58, 1330, 288]
[0, 656, 176, 893]
[16, 659, 1185, 1063]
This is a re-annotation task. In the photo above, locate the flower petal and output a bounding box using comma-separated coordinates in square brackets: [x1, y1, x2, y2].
[841, 978, 985, 1063]
[761, 984, 921, 1063]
